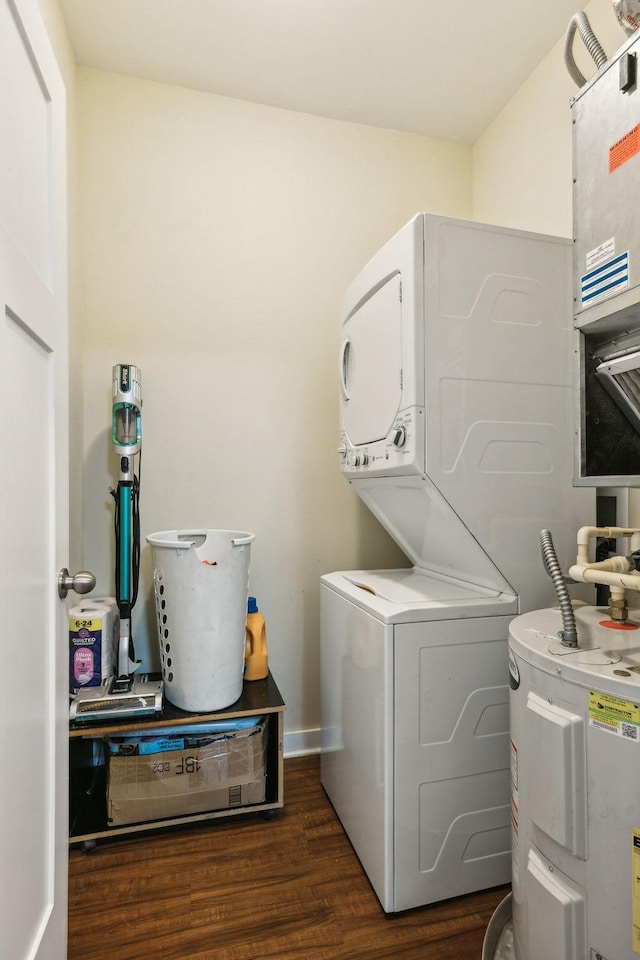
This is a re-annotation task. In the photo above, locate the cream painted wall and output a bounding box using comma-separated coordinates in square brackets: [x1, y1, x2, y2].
[77, 68, 472, 741]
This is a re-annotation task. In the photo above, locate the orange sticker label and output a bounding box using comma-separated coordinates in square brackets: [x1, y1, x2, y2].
[610, 123, 640, 172]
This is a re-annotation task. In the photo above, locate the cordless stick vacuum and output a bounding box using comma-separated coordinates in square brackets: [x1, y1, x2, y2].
[112, 363, 143, 685]
[69, 365, 163, 721]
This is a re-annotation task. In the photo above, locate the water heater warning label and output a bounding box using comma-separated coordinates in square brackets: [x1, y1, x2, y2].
[589, 690, 640, 741]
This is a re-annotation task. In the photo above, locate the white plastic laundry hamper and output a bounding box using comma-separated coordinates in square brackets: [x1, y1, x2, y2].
[146, 529, 255, 711]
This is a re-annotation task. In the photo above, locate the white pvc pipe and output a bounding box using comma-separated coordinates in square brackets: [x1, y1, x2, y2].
[569, 564, 640, 591]
[576, 525, 640, 543]
[580, 556, 633, 573]
[575, 526, 640, 565]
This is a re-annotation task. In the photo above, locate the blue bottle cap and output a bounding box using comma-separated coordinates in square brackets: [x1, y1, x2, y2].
[247, 596, 258, 614]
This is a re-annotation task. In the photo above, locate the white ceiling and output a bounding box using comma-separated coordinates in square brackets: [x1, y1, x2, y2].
[58, 0, 621, 144]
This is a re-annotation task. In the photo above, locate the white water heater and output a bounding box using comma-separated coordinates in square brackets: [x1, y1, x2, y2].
[508, 602, 640, 959]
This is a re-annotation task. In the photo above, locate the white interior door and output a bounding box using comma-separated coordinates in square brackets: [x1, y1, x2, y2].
[0, 1, 69, 958]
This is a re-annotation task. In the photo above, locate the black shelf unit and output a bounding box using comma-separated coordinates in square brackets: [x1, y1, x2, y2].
[69, 673, 285, 847]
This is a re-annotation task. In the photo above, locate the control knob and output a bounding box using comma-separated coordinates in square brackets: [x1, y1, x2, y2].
[392, 426, 407, 448]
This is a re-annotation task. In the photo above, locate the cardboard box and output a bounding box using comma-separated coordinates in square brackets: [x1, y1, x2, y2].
[107, 720, 267, 826]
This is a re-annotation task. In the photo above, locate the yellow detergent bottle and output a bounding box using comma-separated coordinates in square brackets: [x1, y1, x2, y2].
[245, 596, 268, 681]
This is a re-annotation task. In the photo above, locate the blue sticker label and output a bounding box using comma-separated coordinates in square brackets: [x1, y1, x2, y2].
[581, 251, 629, 306]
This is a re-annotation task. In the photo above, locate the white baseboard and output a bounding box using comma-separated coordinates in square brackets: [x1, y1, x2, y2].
[283, 726, 321, 758]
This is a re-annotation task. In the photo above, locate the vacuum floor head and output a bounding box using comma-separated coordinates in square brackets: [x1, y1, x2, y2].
[69, 675, 163, 722]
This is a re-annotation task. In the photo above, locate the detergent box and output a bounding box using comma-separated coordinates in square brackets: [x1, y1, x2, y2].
[69, 598, 118, 694]
[106, 718, 267, 826]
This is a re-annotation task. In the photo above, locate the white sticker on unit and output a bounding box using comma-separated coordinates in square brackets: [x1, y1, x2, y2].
[586, 237, 616, 270]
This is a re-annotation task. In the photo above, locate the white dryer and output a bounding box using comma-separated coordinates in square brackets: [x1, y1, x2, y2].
[320, 214, 594, 912]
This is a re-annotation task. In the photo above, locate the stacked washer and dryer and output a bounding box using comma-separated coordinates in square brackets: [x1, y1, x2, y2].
[320, 212, 594, 914]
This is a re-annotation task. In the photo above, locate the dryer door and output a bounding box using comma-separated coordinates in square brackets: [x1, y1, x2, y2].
[338, 213, 424, 478]
[341, 274, 402, 446]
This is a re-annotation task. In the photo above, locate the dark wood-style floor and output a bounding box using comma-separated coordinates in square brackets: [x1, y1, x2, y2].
[68, 754, 509, 959]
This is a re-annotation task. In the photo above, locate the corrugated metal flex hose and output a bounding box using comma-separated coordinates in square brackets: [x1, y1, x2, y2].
[540, 529, 578, 647]
[564, 11, 608, 88]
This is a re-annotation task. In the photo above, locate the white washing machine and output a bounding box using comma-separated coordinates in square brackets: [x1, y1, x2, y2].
[321, 569, 517, 913]
[320, 214, 594, 912]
